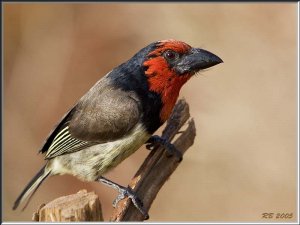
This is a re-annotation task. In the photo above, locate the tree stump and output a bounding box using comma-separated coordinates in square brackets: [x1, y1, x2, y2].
[32, 190, 103, 222]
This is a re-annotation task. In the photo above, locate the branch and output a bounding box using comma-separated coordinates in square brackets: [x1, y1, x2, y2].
[110, 98, 196, 221]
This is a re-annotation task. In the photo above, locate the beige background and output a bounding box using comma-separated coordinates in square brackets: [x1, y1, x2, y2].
[3, 3, 298, 222]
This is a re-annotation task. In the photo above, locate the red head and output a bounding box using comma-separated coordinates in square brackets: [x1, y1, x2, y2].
[143, 39, 222, 122]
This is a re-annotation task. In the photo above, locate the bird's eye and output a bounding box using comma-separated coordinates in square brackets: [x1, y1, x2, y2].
[164, 50, 179, 61]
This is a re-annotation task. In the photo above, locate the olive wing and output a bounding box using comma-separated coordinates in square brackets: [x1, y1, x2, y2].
[40, 82, 141, 159]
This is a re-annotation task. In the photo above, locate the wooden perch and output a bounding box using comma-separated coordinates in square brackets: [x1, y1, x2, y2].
[33, 99, 196, 222]
[33, 190, 103, 221]
[110, 99, 196, 221]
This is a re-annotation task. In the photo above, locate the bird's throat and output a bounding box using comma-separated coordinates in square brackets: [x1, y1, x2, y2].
[144, 58, 191, 122]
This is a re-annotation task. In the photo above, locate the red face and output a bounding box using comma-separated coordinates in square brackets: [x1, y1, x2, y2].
[143, 40, 194, 122]
[143, 39, 222, 122]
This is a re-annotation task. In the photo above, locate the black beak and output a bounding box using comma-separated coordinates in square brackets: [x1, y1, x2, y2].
[175, 48, 223, 75]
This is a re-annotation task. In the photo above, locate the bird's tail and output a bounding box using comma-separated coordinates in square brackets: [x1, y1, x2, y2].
[13, 165, 50, 210]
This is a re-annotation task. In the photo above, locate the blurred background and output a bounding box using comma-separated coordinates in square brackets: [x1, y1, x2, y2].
[3, 3, 298, 222]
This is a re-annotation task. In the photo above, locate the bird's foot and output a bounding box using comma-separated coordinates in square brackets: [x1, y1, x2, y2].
[98, 176, 149, 220]
[146, 135, 183, 162]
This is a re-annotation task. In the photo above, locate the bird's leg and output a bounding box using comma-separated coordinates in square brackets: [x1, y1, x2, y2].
[146, 135, 183, 162]
[98, 176, 149, 220]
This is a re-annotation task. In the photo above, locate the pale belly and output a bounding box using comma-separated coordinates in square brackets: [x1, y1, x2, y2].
[48, 123, 151, 181]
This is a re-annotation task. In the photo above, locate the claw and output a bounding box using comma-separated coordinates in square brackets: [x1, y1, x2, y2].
[98, 176, 149, 220]
[146, 135, 183, 162]
[146, 142, 159, 151]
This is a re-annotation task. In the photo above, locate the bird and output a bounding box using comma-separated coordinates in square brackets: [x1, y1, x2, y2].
[13, 39, 223, 219]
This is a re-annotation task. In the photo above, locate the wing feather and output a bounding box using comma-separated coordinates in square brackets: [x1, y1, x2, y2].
[39, 77, 142, 159]
[45, 125, 94, 159]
